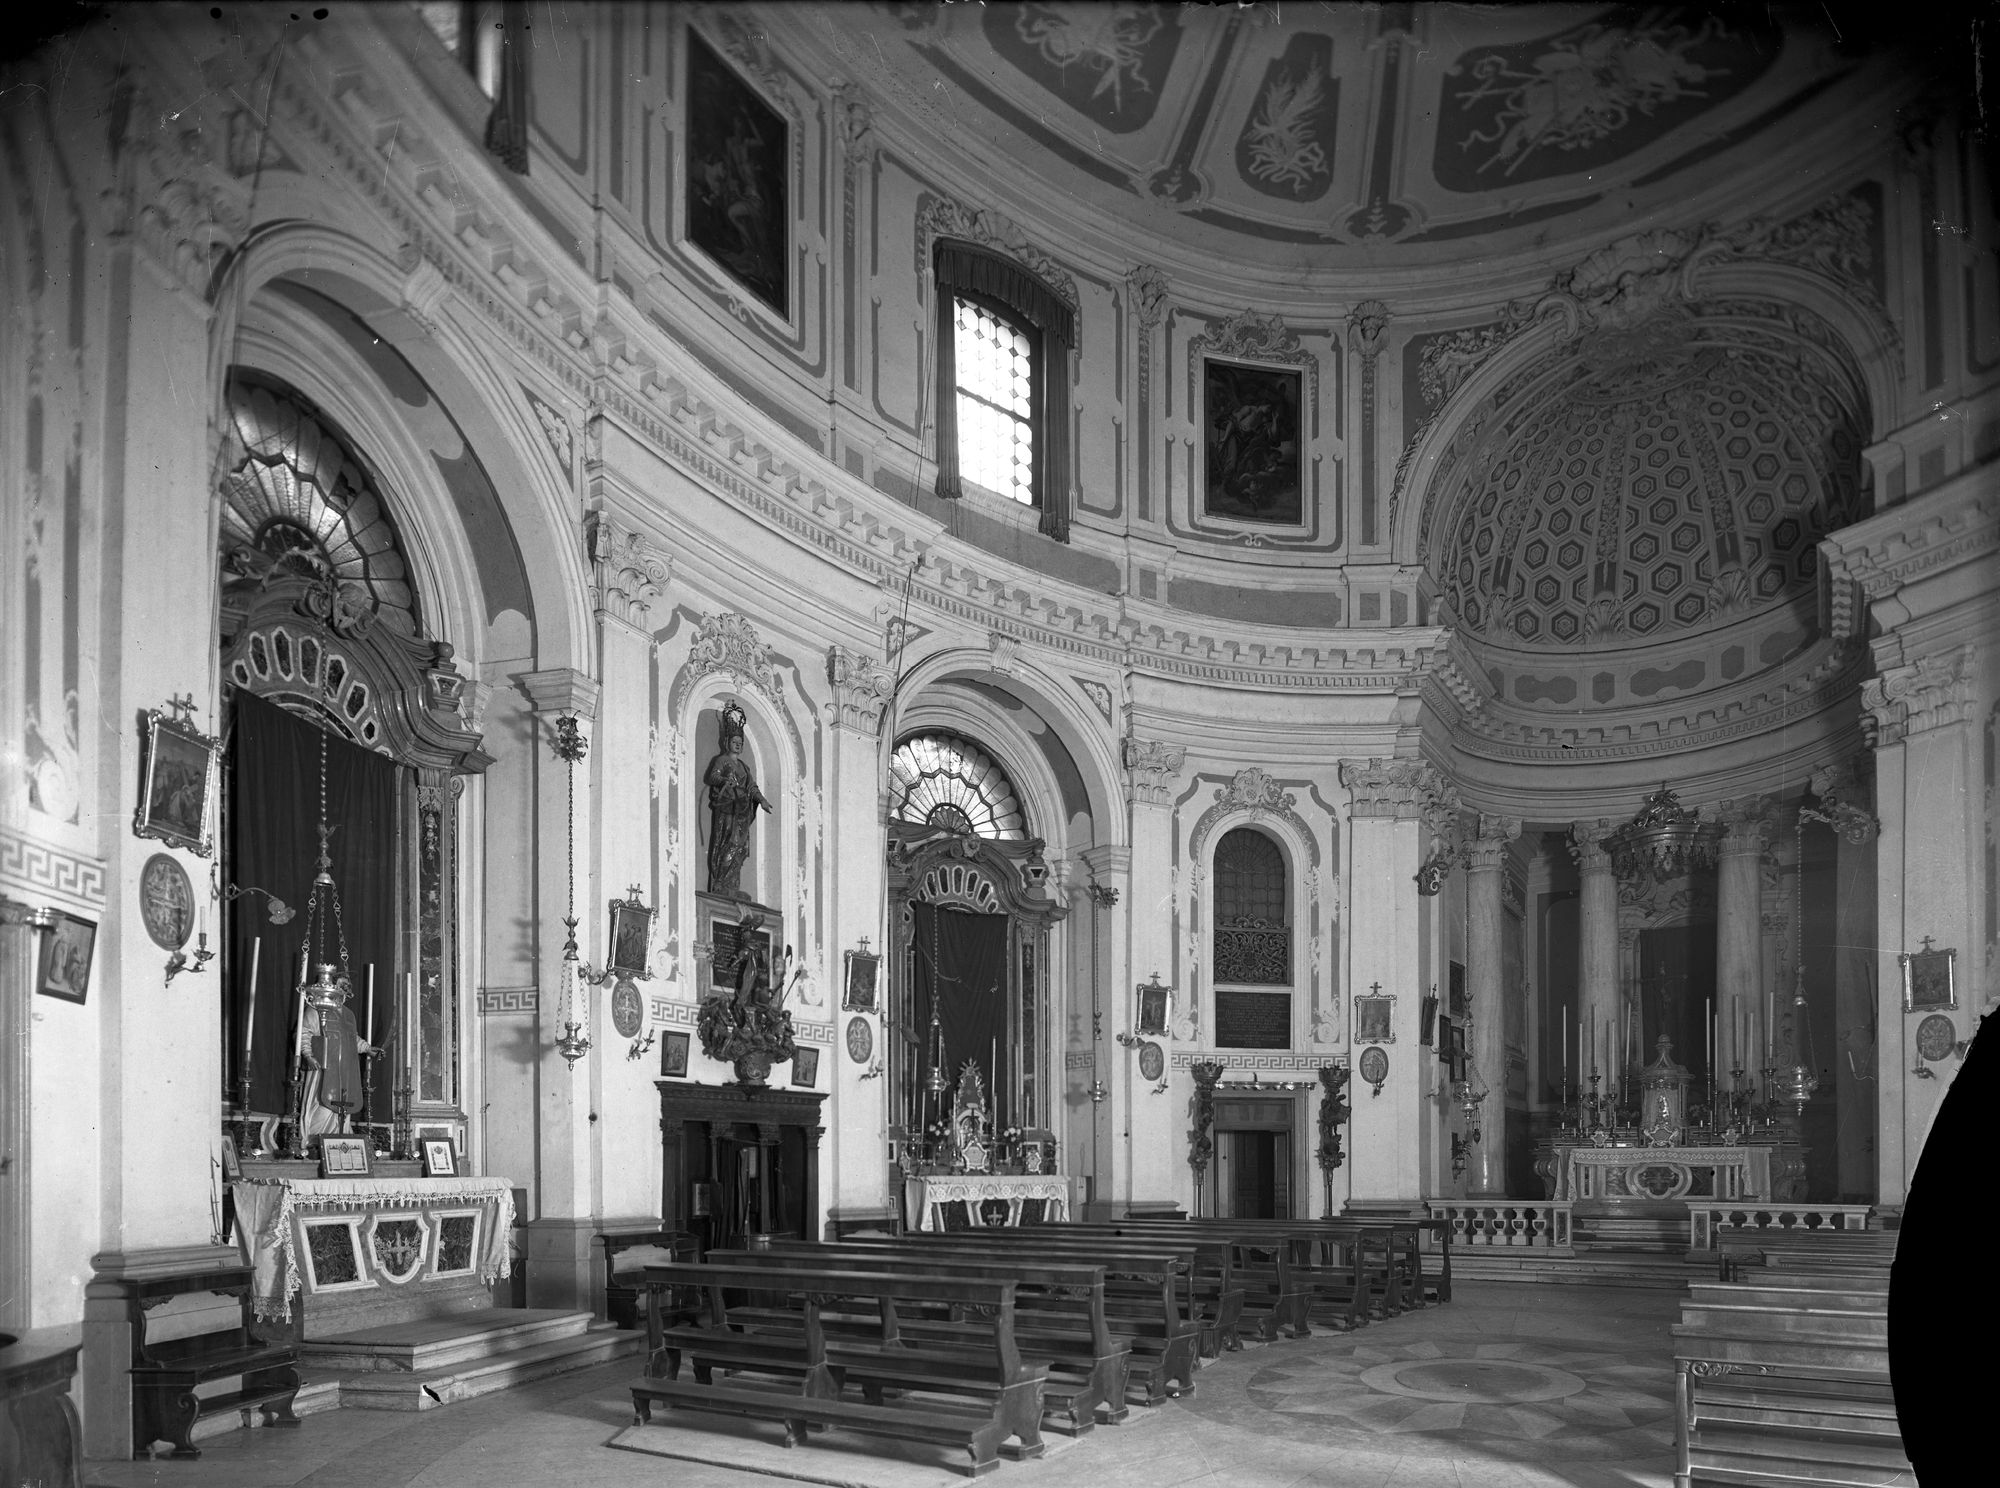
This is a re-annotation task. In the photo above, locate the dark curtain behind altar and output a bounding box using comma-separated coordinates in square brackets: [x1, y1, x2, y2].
[912, 902, 1012, 1131]
[228, 688, 400, 1122]
[1637, 925, 1716, 1082]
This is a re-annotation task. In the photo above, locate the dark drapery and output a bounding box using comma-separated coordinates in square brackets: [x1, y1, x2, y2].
[933, 238, 1075, 543]
[1637, 924, 1717, 1082]
[228, 688, 400, 1121]
[912, 901, 1012, 1129]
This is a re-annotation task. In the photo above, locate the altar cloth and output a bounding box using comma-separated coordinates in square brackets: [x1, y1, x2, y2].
[232, 1175, 515, 1323]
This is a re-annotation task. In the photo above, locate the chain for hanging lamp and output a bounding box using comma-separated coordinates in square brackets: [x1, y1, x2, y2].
[1769, 803, 1823, 1114]
[552, 714, 591, 1069]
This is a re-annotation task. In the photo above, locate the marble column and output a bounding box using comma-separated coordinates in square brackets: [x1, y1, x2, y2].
[1569, 821, 1618, 1086]
[1716, 805, 1768, 1083]
[1464, 816, 1520, 1196]
[514, 667, 601, 1311]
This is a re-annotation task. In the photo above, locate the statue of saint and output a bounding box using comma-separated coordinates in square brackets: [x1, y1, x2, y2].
[703, 701, 771, 899]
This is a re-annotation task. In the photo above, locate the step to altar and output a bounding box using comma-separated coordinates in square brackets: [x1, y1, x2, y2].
[1450, 1247, 1700, 1289]
[336, 1322, 641, 1410]
[293, 1307, 644, 1412]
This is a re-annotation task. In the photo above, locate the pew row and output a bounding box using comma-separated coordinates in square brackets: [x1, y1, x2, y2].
[629, 1262, 1047, 1477]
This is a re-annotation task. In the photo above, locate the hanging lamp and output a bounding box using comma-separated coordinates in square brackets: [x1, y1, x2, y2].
[552, 713, 592, 1069]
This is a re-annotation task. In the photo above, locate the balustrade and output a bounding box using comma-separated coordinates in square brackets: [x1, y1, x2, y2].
[1685, 1202, 1874, 1251]
[1424, 1200, 1574, 1254]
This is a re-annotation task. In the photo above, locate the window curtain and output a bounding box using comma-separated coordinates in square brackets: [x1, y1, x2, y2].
[912, 901, 1013, 1129]
[228, 688, 401, 1122]
[933, 238, 1076, 542]
[483, 0, 531, 175]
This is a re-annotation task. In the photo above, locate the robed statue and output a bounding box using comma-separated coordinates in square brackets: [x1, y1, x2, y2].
[298, 965, 379, 1139]
[703, 701, 771, 898]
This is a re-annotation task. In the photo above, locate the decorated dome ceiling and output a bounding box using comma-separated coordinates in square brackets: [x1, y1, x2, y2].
[1426, 300, 1869, 657]
[814, 3, 1860, 267]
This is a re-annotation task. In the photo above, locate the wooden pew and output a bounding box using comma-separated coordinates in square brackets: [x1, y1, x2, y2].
[630, 1261, 1048, 1477]
[1057, 1221, 1300, 1343]
[125, 1264, 300, 1460]
[707, 1242, 1129, 1435]
[597, 1227, 697, 1330]
[1671, 1238, 1912, 1488]
[847, 1231, 1204, 1400]
[1109, 1217, 1405, 1329]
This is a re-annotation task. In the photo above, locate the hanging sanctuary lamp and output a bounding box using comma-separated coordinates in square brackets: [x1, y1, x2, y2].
[552, 713, 592, 1069]
[286, 704, 361, 1157]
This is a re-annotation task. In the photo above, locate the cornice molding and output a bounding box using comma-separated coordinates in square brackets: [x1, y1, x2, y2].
[1820, 479, 2000, 642]
[1339, 758, 1454, 821]
[515, 667, 599, 718]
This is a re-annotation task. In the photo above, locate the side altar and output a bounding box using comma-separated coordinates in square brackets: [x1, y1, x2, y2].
[1536, 1037, 1804, 1204]
[230, 1170, 514, 1336]
[895, 1061, 1067, 1231]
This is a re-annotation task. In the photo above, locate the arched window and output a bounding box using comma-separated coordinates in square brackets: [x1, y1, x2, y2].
[888, 733, 1027, 840]
[1214, 827, 1289, 985]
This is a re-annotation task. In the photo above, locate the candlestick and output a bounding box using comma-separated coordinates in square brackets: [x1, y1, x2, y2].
[244, 938, 261, 1063]
[365, 964, 375, 1050]
[292, 968, 309, 1060]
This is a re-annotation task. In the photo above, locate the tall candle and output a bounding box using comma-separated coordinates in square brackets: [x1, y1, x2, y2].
[405, 972, 416, 1072]
[293, 971, 309, 1059]
[244, 938, 261, 1062]
[365, 964, 375, 1049]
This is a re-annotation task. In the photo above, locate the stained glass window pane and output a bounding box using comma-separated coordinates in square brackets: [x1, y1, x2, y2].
[954, 297, 1035, 505]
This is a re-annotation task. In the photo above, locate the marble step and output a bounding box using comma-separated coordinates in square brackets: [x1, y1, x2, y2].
[337, 1322, 642, 1411]
[300, 1307, 594, 1373]
[1449, 1248, 1695, 1288]
[1689, 1283, 1890, 1312]
[1686, 1423, 1916, 1481]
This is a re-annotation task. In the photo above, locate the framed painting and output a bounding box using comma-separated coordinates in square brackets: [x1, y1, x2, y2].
[1203, 359, 1302, 525]
[843, 946, 880, 1012]
[1136, 977, 1172, 1038]
[661, 1029, 691, 1078]
[685, 29, 789, 317]
[792, 1045, 821, 1089]
[1419, 993, 1440, 1047]
[134, 706, 219, 856]
[1448, 960, 1467, 1019]
[702, 899, 781, 997]
[608, 891, 654, 978]
[1353, 990, 1396, 1046]
[1900, 940, 1956, 1012]
[319, 1135, 372, 1178]
[37, 911, 96, 1004]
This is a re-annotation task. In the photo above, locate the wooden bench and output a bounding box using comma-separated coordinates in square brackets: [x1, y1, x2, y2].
[630, 1261, 1048, 1477]
[1672, 1245, 1912, 1487]
[710, 1242, 1130, 1434]
[126, 1265, 299, 1459]
[597, 1227, 698, 1330]
[862, 1231, 1204, 1400]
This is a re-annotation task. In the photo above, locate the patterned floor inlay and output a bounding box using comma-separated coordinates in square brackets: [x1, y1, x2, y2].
[1181, 1292, 1679, 1467]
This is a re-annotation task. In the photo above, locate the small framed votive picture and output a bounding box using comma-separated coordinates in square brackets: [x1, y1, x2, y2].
[422, 1138, 458, 1177]
[1900, 939, 1956, 1012]
[792, 1045, 821, 1089]
[319, 1135, 372, 1178]
[1136, 975, 1172, 1038]
[36, 911, 96, 1004]
[843, 945, 880, 1012]
[661, 1029, 691, 1078]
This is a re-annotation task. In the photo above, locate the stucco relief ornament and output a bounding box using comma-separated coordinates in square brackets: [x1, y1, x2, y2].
[1125, 264, 1171, 329]
[688, 613, 782, 700]
[586, 513, 671, 623]
[1217, 767, 1295, 820]
[915, 196, 1079, 312]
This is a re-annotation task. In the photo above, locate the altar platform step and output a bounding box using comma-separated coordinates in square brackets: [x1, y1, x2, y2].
[1574, 1213, 1687, 1252]
[1449, 1247, 1696, 1289]
[299, 1306, 598, 1373]
[334, 1318, 642, 1411]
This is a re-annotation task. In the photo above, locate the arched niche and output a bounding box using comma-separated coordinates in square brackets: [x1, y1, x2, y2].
[1187, 799, 1329, 1049]
[216, 373, 493, 1140]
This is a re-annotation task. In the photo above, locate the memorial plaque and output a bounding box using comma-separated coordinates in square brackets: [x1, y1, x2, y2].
[1216, 989, 1291, 1049]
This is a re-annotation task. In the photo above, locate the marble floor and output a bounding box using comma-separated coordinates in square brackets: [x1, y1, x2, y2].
[86, 1282, 1681, 1488]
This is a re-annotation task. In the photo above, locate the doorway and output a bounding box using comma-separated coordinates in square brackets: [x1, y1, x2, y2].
[1218, 1129, 1292, 1218]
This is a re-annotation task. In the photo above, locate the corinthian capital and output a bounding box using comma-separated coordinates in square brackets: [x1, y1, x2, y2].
[1566, 820, 1613, 872]
[1465, 816, 1522, 872]
[826, 645, 895, 737]
[1861, 646, 1974, 748]
[586, 512, 672, 625]
[1339, 758, 1452, 820]
[1122, 737, 1186, 807]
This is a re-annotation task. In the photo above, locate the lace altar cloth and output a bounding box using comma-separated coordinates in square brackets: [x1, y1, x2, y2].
[231, 1176, 515, 1322]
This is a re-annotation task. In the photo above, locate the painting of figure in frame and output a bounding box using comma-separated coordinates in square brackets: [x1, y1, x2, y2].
[1203, 359, 1302, 524]
[685, 30, 789, 317]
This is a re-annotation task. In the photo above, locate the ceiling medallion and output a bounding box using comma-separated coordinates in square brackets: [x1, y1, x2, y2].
[1601, 785, 1723, 884]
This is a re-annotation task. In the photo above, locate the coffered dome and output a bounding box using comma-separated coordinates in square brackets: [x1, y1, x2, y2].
[1429, 302, 1868, 656]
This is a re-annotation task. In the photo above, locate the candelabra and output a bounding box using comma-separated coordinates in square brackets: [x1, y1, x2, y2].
[393, 1067, 415, 1159]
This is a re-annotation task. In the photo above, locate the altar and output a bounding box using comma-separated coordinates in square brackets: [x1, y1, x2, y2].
[1549, 1143, 1775, 1201]
[231, 1175, 514, 1336]
[903, 1173, 1072, 1231]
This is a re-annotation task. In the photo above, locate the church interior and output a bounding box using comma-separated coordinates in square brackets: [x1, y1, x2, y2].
[1, 4, 1992, 1485]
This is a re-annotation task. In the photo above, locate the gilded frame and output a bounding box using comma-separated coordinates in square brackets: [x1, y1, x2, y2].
[1900, 942, 1956, 1012]
[134, 707, 219, 856]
